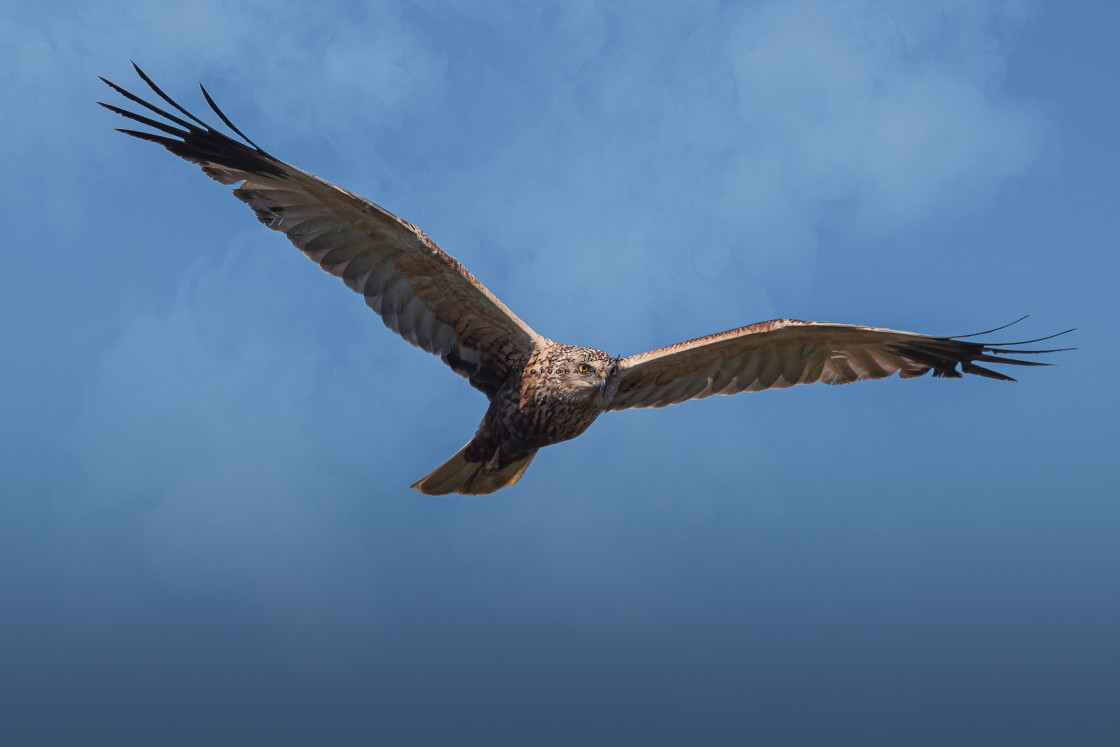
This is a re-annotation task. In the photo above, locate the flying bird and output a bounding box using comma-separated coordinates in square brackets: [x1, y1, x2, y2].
[99, 64, 1071, 495]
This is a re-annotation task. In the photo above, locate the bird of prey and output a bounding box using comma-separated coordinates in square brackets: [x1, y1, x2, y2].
[99, 64, 1070, 495]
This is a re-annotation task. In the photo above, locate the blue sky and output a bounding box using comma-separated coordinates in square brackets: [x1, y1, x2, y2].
[2, 1, 1118, 743]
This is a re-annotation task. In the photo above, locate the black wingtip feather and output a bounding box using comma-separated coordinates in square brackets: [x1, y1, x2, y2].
[951, 315, 1030, 339]
[115, 128, 182, 148]
[130, 61, 214, 131]
[960, 361, 1017, 381]
[99, 74, 199, 134]
[978, 328, 1078, 347]
[99, 101, 187, 138]
[974, 353, 1049, 368]
[199, 82, 264, 152]
[884, 323, 1074, 382]
[101, 63, 285, 180]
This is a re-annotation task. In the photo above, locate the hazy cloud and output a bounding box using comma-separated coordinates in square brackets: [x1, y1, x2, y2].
[722, 0, 1051, 234]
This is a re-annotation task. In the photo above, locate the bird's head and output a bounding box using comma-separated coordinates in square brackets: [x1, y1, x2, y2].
[557, 348, 621, 402]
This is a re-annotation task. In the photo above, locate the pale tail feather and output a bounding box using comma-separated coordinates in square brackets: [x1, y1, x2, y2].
[411, 442, 537, 495]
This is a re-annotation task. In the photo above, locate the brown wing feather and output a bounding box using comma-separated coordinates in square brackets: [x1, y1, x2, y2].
[609, 318, 1069, 410]
[100, 64, 540, 398]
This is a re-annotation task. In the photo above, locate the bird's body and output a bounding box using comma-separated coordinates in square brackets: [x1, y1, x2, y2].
[418, 343, 620, 494]
[100, 64, 1071, 494]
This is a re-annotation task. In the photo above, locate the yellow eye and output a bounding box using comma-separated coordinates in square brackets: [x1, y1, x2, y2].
[610, 366, 618, 377]
[577, 363, 590, 374]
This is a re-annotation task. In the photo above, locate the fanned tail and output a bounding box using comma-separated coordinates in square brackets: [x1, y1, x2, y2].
[411, 442, 537, 495]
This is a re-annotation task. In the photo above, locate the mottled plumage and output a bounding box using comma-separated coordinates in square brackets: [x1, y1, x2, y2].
[100, 65, 1071, 494]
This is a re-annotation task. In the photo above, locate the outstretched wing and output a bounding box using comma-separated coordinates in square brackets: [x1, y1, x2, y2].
[99, 63, 541, 398]
[609, 318, 1071, 410]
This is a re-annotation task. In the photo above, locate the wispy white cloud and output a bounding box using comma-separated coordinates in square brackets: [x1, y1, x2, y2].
[721, 0, 1052, 235]
[64, 241, 400, 662]
[342, 1, 1053, 347]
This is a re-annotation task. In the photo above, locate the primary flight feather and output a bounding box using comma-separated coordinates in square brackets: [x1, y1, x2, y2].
[99, 63, 1070, 494]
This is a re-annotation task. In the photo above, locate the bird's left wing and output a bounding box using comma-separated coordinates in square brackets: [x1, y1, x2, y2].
[608, 318, 1070, 410]
[99, 64, 541, 398]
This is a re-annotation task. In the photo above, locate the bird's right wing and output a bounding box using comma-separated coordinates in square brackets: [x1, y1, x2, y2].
[100, 63, 541, 398]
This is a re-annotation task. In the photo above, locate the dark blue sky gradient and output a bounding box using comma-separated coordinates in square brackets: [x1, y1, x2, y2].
[2, 2, 1117, 744]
